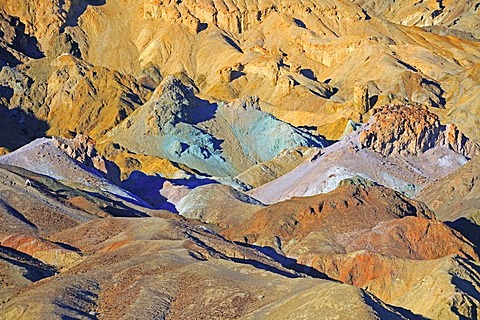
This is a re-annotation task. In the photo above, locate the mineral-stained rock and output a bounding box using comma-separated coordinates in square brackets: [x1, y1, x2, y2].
[250, 104, 479, 203]
[104, 76, 326, 177]
[0, 217, 405, 320]
[1, 234, 81, 269]
[45, 54, 150, 140]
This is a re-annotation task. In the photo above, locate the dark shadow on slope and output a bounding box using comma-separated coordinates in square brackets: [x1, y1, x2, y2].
[0, 85, 14, 101]
[0, 46, 22, 67]
[367, 295, 428, 319]
[230, 257, 300, 278]
[197, 23, 208, 32]
[421, 78, 446, 108]
[451, 275, 480, 319]
[188, 97, 219, 125]
[237, 243, 328, 279]
[300, 68, 317, 81]
[83, 191, 148, 217]
[187, 233, 300, 279]
[0, 199, 37, 228]
[447, 218, 480, 256]
[55, 293, 98, 319]
[121, 171, 218, 212]
[0, 245, 56, 281]
[222, 35, 243, 53]
[8, 16, 44, 59]
[53, 241, 82, 252]
[384, 303, 429, 320]
[0, 104, 49, 151]
[60, 0, 106, 32]
[293, 18, 306, 28]
[369, 94, 378, 108]
[230, 70, 245, 81]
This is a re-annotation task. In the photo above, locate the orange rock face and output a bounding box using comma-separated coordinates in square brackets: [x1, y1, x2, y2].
[358, 104, 479, 157]
[224, 183, 435, 247]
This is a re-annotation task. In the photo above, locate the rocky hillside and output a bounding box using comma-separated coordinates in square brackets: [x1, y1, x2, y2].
[0, 0, 479, 319]
[0, 0, 479, 148]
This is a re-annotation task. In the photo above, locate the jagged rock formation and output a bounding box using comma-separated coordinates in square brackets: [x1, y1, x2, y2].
[250, 104, 479, 203]
[52, 134, 121, 184]
[358, 104, 479, 158]
[352, 0, 480, 40]
[0, 0, 478, 146]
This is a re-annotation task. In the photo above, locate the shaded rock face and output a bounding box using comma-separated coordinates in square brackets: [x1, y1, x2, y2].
[359, 104, 479, 158]
[53, 134, 121, 184]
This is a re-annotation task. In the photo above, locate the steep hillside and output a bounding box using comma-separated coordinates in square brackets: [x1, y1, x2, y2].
[0, 0, 478, 145]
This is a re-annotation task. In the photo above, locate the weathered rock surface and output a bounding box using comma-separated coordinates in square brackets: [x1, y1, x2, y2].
[1, 234, 82, 269]
[358, 104, 478, 158]
[352, 0, 480, 40]
[52, 134, 121, 184]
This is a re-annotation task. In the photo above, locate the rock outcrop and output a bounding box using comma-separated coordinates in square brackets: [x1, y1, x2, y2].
[358, 104, 479, 158]
[53, 134, 121, 184]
